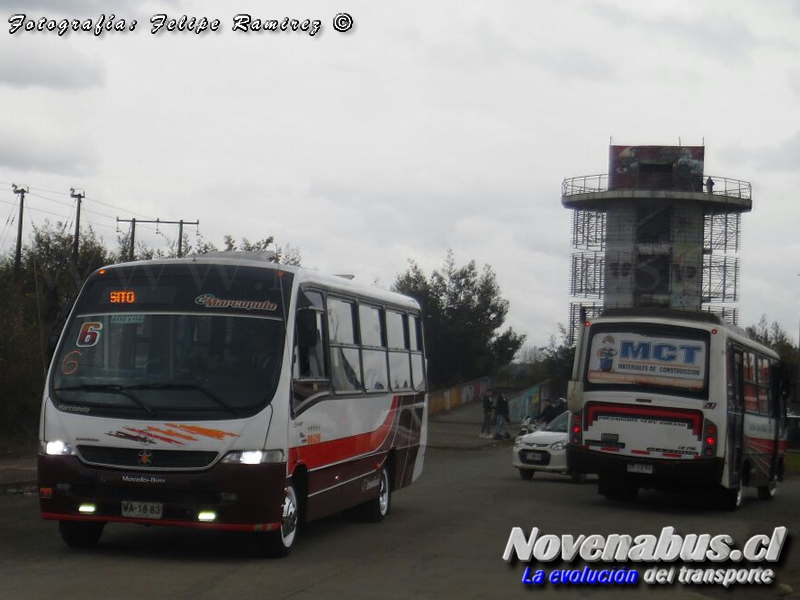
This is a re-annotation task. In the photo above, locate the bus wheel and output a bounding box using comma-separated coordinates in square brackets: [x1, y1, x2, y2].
[757, 481, 777, 501]
[264, 483, 299, 558]
[518, 469, 534, 480]
[356, 467, 391, 523]
[59, 521, 105, 548]
[721, 482, 743, 511]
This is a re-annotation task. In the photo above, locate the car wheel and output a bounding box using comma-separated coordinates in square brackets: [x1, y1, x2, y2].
[59, 521, 105, 548]
[264, 482, 299, 558]
[518, 469, 534, 480]
[569, 472, 586, 484]
[757, 480, 777, 501]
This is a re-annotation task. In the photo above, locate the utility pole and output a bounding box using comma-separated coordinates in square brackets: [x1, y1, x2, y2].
[70, 188, 84, 269]
[117, 217, 198, 260]
[12, 184, 28, 278]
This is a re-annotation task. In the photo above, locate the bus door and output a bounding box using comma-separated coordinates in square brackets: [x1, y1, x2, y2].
[727, 347, 745, 486]
[769, 363, 784, 481]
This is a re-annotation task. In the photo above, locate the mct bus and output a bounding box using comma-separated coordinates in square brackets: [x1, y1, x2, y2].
[39, 253, 427, 556]
[566, 309, 787, 510]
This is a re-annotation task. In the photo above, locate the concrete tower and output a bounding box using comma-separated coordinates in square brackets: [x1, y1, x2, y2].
[562, 145, 751, 343]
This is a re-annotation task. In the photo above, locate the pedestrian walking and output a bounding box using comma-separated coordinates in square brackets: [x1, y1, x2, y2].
[494, 391, 510, 439]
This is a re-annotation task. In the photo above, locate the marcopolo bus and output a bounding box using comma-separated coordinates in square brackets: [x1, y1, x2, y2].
[39, 253, 427, 556]
[566, 309, 786, 510]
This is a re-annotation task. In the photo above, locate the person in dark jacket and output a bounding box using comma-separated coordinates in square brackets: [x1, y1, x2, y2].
[535, 399, 558, 425]
[479, 389, 494, 438]
[494, 391, 510, 438]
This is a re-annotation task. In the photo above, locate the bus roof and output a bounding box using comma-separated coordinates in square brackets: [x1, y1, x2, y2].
[96, 252, 421, 312]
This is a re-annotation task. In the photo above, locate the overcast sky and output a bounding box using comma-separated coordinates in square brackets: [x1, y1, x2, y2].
[1, 0, 799, 348]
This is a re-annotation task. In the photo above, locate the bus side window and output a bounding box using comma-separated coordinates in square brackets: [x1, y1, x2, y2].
[743, 352, 758, 413]
[292, 291, 330, 405]
[327, 297, 363, 393]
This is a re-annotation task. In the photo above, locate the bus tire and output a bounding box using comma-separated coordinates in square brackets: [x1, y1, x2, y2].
[264, 482, 299, 558]
[355, 467, 391, 523]
[518, 469, 534, 480]
[757, 481, 777, 501]
[59, 521, 105, 548]
[721, 482, 743, 511]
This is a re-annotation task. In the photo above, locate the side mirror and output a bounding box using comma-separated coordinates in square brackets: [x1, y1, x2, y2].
[296, 310, 318, 347]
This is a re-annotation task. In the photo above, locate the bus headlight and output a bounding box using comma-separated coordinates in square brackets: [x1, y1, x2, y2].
[222, 450, 285, 464]
[41, 440, 76, 456]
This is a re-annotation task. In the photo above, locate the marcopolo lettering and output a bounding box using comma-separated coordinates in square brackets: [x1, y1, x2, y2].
[619, 341, 702, 365]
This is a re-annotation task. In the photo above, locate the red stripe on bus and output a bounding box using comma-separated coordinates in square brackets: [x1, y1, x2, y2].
[289, 398, 399, 470]
[631, 450, 650, 455]
[41, 512, 280, 532]
[600, 447, 620, 452]
[586, 403, 702, 436]
[662, 453, 684, 458]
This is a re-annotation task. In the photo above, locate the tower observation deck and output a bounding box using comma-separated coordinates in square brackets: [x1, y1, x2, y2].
[562, 145, 751, 344]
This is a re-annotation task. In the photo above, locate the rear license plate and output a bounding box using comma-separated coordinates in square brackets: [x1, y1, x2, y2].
[626, 463, 654, 475]
[121, 501, 163, 519]
[524, 451, 545, 462]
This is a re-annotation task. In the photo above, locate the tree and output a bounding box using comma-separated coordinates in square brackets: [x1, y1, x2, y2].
[746, 315, 798, 401]
[392, 251, 525, 389]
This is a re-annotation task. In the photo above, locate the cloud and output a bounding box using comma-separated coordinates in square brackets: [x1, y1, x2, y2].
[721, 132, 800, 172]
[589, 3, 764, 60]
[0, 119, 98, 175]
[0, 41, 105, 90]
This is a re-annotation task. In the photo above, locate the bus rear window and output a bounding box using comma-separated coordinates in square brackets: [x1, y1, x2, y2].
[586, 328, 708, 393]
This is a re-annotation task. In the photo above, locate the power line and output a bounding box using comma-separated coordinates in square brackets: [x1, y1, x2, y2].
[26, 191, 116, 222]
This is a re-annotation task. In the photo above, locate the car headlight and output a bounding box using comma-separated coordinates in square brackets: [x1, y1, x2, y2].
[514, 437, 524, 448]
[221, 450, 285, 464]
[41, 440, 76, 456]
[550, 440, 567, 451]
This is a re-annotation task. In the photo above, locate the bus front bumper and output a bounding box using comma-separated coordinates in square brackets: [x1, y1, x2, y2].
[38, 455, 286, 532]
[568, 445, 724, 489]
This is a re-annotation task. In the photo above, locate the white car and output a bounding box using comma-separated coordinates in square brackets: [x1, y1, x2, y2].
[512, 411, 585, 482]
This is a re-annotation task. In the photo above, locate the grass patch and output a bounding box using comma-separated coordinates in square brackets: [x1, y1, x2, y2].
[785, 453, 800, 473]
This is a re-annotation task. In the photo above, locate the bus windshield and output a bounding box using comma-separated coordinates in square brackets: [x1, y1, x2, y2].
[584, 324, 710, 398]
[50, 264, 291, 420]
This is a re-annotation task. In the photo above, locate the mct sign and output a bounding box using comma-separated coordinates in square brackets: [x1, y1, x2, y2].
[620, 341, 703, 365]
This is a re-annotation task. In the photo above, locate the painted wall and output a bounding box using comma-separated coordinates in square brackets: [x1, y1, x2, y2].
[428, 376, 493, 415]
[608, 145, 704, 192]
[507, 379, 558, 423]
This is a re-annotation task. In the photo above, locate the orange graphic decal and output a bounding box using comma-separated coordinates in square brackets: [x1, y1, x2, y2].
[124, 427, 185, 445]
[146, 427, 198, 442]
[166, 423, 239, 440]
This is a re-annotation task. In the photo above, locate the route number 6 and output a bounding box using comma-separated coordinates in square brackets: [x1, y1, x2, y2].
[76, 322, 103, 347]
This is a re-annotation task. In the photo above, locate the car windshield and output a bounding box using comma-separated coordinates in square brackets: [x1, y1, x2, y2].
[49, 264, 292, 420]
[543, 411, 569, 433]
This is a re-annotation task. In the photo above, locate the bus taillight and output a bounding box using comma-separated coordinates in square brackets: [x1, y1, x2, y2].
[571, 412, 582, 445]
[703, 420, 718, 457]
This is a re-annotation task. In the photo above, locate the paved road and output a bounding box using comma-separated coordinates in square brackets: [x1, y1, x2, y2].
[2, 443, 798, 600]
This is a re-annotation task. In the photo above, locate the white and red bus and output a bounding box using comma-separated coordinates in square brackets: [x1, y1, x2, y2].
[39, 253, 427, 555]
[567, 309, 787, 510]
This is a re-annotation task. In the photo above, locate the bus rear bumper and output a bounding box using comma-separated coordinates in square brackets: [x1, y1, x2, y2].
[38, 455, 286, 532]
[568, 444, 724, 490]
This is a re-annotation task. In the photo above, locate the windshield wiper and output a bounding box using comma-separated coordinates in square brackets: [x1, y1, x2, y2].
[54, 384, 156, 416]
[126, 382, 239, 416]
